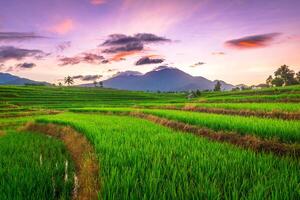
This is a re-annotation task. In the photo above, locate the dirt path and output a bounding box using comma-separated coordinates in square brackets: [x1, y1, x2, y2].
[0, 130, 5, 137]
[23, 122, 100, 200]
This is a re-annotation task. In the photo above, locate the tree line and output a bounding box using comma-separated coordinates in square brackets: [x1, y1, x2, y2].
[266, 65, 300, 87]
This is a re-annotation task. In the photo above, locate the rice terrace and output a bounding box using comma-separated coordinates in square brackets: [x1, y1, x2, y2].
[1, 0, 300, 199]
[0, 84, 300, 199]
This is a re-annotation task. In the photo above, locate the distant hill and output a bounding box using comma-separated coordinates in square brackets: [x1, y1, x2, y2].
[81, 66, 235, 91]
[0, 72, 50, 85]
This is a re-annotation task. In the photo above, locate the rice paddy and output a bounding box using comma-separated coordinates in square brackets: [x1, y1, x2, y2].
[0, 85, 300, 199]
[0, 130, 74, 200]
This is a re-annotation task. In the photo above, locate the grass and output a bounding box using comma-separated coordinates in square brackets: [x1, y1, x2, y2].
[140, 102, 300, 113]
[71, 107, 300, 143]
[142, 109, 300, 143]
[1, 85, 300, 199]
[0, 131, 74, 200]
[0, 85, 186, 108]
[196, 85, 300, 102]
[37, 113, 300, 200]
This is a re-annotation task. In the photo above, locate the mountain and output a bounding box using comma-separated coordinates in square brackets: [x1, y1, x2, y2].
[82, 66, 235, 91]
[0, 72, 50, 85]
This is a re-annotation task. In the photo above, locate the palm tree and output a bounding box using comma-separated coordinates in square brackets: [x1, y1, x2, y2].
[64, 76, 74, 86]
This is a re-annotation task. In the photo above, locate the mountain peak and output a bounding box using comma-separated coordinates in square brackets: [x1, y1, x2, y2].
[99, 66, 235, 91]
[152, 66, 176, 72]
[0, 72, 49, 85]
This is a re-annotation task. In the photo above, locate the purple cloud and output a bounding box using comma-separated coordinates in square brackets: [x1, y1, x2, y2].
[135, 56, 164, 65]
[0, 46, 48, 62]
[225, 33, 282, 49]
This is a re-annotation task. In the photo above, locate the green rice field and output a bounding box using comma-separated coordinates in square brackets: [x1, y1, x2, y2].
[0, 85, 300, 199]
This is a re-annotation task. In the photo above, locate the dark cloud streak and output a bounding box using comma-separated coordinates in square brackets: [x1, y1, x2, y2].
[72, 74, 103, 81]
[190, 61, 205, 67]
[0, 46, 48, 62]
[56, 41, 71, 52]
[225, 33, 282, 49]
[58, 52, 105, 66]
[16, 62, 36, 69]
[0, 32, 47, 42]
[135, 56, 164, 65]
[101, 33, 171, 55]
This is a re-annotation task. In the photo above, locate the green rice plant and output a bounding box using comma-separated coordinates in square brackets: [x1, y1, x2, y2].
[0, 86, 185, 108]
[141, 109, 300, 143]
[38, 113, 300, 200]
[192, 102, 300, 112]
[0, 131, 74, 200]
[139, 102, 300, 113]
[71, 107, 300, 143]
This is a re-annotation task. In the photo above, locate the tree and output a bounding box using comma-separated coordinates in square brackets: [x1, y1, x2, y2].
[296, 71, 300, 83]
[93, 81, 98, 87]
[58, 82, 62, 87]
[214, 81, 221, 91]
[266, 75, 273, 86]
[274, 65, 296, 86]
[271, 77, 284, 87]
[231, 87, 240, 91]
[195, 89, 201, 96]
[99, 81, 103, 88]
[64, 76, 74, 86]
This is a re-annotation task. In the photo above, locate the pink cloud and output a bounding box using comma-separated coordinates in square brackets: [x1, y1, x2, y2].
[90, 0, 106, 5]
[49, 19, 74, 34]
[225, 33, 282, 49]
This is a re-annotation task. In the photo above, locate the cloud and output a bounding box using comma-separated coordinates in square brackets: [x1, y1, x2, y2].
[90, 0, 106, 5]
[59, 57, 81, 66]
[0, 63, 4, 71]
[2, 62, 36, 72]
[102, 41, 143, 53]
[81, 53, 105, 64]
[135, 33, 171, 43]
[101, 59, 109, 64]
[72, 74, 103, 81]
[212, 52, 225, 55]
[107, 68, 117, 72]
[0, 32, 47, 42]
[101, 33, 171, 61]
[135, 56, 164, 65]
[0, 46, 48, 62]
[56, 41, 71, 52]
[110, 50, 140, 62]
[58, 52, 105, 66]
[16, 62, 36, 69]
[49, 19, 74, 34]
[225, 33, 282, 49]
[5, 66, 14, 72]
[102, 33, 170, 47]
[190, 61, 205, 67]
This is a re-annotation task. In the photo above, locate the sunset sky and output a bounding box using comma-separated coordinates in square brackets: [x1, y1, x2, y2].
[0, 0, 300, 85]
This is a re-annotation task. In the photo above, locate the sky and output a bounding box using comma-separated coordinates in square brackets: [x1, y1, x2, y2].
[0, 0, 300, 85]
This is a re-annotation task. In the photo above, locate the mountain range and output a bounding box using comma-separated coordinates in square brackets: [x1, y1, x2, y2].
[0, 67, 235, 91]
[0, 72, 49, 85]
[82, 66, 235, 91]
